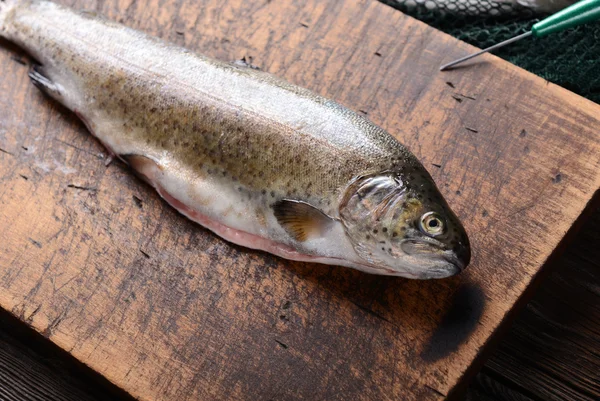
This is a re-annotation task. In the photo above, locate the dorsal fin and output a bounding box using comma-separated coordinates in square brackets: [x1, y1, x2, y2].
[273, 200, 334, 242]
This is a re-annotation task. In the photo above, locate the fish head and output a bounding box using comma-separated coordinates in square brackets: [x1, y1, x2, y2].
[339, 172, 470, 279]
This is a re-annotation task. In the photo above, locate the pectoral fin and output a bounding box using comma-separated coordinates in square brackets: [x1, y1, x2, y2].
[273, 200, 334, 242]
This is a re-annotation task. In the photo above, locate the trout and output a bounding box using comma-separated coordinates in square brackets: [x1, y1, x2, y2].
[0, 0, 470, 278]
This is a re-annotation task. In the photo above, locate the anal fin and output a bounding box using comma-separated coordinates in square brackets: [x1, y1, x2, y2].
[273, 200, 334, 242]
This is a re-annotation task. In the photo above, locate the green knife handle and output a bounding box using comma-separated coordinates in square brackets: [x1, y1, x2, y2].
[532, 0, 600, 37]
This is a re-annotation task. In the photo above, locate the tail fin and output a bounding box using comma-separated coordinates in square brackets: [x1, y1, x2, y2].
[0, 0, 18, 38]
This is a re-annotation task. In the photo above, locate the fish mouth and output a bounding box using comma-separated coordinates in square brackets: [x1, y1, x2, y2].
[415, 252, 465, 279]
[409, 254, 462, 279]
[443, 253, 467, 272]
[399, 239, 466, 278]
[341, 240, 467, 278]
[350, 255, 459, 279]
[420, 265, 460, 279]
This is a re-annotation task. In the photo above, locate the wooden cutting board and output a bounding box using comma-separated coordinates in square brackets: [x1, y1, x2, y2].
[0, 0, 598, 400]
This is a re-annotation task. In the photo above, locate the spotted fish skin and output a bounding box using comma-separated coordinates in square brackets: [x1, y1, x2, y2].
[0, 0, 471, 278]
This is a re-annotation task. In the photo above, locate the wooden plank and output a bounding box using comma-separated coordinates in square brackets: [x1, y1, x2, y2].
[482, 209, 600, 401]
[0, 0, 598, 400]
[0, 211, 598, 401]
[0, 308, 131, 401]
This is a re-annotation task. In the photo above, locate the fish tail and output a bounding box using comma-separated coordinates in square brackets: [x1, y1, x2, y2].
[0, 0, 19, 38]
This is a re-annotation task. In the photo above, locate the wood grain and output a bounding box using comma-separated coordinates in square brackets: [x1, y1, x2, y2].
[0, 0, 598, 400]
[0, 308, 131, 401]
[1, 210, 598, 401]
[481, 209, 600, 401]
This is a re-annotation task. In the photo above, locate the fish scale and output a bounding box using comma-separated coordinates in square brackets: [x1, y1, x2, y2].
[0, 0, 470, 278]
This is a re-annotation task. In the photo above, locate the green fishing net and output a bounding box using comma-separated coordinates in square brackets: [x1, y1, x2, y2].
[380, 0, 600, 104]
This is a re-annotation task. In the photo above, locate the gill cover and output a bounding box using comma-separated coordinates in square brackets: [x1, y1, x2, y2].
[339, 174, 409, 265]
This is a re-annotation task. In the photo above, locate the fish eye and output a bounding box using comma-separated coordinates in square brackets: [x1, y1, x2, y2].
[419, 212, 445, 237]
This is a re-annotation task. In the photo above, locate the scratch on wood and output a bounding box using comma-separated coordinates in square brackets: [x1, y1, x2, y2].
[459, 93, 476, 100]
[42, 314, 66, 338]
[465, 127, 478, 133]
[424, 384, 446, 398]
[28, 238, 42, 248]
[471, 178, 553, 236]
[67, 184, 96, 191]
[552, 173, 562, 184]
[0, 147, 14, 156]
[133, 195, 143, 208]
[350, 301, 390, 324]
[275, 340, 288, 349]
[53, 138, 103, 159]
[26, 305, 42, 322]
[124, 363, 137, 378]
